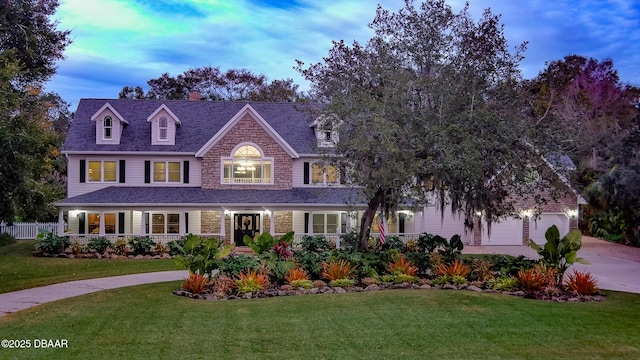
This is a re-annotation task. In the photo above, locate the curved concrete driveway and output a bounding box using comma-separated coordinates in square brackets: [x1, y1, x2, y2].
[1, 236, 638, 317]
[462, 236, 640, 294]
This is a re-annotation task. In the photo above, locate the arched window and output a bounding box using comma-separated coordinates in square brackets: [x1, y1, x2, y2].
[103, 116, 112, 139]
[158, 117, 168, 140]
[223, 144, 272, 184]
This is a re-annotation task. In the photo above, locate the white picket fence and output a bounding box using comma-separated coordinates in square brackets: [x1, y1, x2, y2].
[0, 222, 63, 240]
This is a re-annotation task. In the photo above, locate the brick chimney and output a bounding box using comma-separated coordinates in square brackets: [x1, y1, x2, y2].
[189, 92, 201, 101]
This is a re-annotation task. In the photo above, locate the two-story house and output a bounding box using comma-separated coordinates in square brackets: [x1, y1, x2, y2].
[56, 98, 582, 246]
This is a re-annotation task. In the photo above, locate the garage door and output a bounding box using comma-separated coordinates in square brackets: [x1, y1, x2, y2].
[530, 213, 570, 245]
[482, 217, 523, 245]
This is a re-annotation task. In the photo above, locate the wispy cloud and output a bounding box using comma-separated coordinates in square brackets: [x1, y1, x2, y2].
[48, 0, 640, 105]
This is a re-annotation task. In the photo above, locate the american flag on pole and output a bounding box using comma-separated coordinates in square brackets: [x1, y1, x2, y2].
[377, 214, 386, 245]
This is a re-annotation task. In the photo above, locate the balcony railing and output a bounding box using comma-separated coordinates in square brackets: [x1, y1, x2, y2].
[222, 177, 271, 184]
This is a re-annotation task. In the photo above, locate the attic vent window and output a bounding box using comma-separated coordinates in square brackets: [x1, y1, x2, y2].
[103, 116, 112, 139]
[159, 117, 168, 140]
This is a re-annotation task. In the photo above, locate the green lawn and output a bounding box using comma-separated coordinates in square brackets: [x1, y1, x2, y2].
[0, 283, 639, 359]
[0, 241, 179, 293]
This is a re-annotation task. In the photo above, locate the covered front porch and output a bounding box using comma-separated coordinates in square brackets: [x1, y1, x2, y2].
[55, 186, 472, 247]
[57, 208, 425, 246]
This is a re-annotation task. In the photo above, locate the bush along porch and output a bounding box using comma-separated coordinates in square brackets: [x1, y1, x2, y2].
[173, 226, 603, 302]
[32, 229, 184, 259]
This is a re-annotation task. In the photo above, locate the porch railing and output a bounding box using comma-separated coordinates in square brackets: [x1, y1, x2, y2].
[66, 234, 229, 245]
[61, 232, 423, 247]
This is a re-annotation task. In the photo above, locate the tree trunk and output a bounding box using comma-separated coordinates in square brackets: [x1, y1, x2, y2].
[358, 188, 385, 252]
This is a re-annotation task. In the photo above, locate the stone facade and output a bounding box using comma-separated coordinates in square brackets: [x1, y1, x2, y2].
[274, 211, 293, 233]
[201, 113, 293, 190]
[201, 210, 222, 235]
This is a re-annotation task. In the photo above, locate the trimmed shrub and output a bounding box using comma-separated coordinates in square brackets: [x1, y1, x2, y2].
[128, 236, 156, 255]
[86, 237, 112, 254]
[33, 230, 70, 254]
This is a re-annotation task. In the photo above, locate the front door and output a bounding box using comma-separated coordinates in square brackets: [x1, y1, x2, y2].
[234, 213, 260, 246]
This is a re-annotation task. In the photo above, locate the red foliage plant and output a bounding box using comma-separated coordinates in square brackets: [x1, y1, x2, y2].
[181, 273, 210, 294]
[436, 259, 471, 278]
[285, 267, 309, 282]
[387, 255, 418, 276]
[272, 241, 293, 258]
[517, 268, 543, 292]
[565, 270, 599, 295]
[321, 260, 354, 281]
[236, 268, 270, 291]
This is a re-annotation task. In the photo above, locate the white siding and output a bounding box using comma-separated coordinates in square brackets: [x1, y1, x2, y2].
[292, 211, 306, 234]
[188, 211, 201, 234]
[123, 210, 133, 234]
[68, 211, 80, 234]
[132, 211, 142, 234]
[291, 159, 307, 187]
[422, 205, 472, 243]
[67, 154, 202, 197]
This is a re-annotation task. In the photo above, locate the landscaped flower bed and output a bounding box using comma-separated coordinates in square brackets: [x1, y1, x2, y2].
[31, 230, 180, 259]
[172, 227, 604, 303]
[174, 276, 605, 303]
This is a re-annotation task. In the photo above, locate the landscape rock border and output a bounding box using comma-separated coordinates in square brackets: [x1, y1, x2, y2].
[34, 249, 173, 260]
[173, 282, 605, 303]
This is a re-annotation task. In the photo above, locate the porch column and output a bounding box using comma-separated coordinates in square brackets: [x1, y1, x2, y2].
[308, 211, 314, 235]
[140, 210, 146, 236]
[269, 211, 275, 234]
[98, 211, 105, 236]
[57, 209, 65, 236]
[220, 209, 226, 239]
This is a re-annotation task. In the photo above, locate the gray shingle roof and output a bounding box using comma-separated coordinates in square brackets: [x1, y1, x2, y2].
[64, 99, 326, 154]
[57, 187, 364, 207]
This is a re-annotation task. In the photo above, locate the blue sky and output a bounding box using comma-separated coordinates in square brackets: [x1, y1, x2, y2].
[48, 0, 640, 106]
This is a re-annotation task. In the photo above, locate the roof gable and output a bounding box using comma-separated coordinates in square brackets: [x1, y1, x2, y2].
[146, 104, 181, 125]
[195, 104, 299, 158]
[90, 103, 129, 124]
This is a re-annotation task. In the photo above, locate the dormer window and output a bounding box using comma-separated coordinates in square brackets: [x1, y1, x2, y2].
[310, 114, 340, 148]
[147, 104, 180, 146]
[159, 117, 168, 140]
[103, 116, 112, 139]
[91, 103, 128, 144]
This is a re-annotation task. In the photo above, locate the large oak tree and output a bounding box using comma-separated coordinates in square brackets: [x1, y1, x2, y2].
[298, 0, 560, 250]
